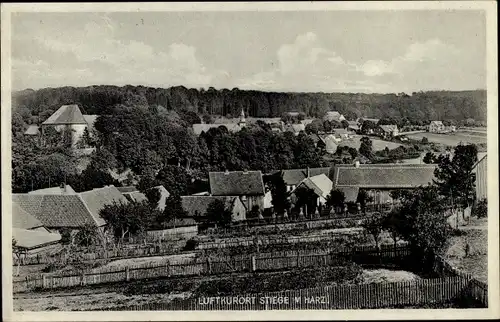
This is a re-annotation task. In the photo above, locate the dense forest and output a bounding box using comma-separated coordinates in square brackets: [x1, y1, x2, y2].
[12, 85, 487, 123]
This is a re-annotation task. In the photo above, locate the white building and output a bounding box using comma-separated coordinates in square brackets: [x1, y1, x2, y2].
[429, 121, 445, 133]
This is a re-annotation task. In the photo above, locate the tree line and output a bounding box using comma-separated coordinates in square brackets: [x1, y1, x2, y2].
[13, 85, 486, 123]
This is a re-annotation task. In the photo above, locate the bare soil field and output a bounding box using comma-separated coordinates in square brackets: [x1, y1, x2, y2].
[360, 269, 421, 284]
[444, 217, 488, 283]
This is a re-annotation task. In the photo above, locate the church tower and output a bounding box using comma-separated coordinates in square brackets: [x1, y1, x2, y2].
[238, 108, 246, 128]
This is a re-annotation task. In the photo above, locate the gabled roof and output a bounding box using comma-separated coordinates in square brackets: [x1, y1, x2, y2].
[28, 185, 76, 195]
[118, 185, 170, 211]
[337, 187, 360, 202]
[24, 125, 40, 135]
[323, 134, 339, 153]
[300, 119, 314, 126]
[293, 174, 333, 199]
[209, 171, 265, 196]
[360, 118, 379, 124]
[332, 164, 437, 189]
[13, 185, 128, 228]
[269, 167, 331, 186]
[285, 124, 305, 133]
[192, 123, 241, 135]
[78, 186, 129, 226]
[13, 228, 61, 250]
[12, 202, 44, 229]
[324, 111, 345, 122]
[379, 125, 398, 132]
[42, 105, 87, 125]
[181, 195, 239, 217]
[430, 121, 444, 126]
[334, 128, 349, 135]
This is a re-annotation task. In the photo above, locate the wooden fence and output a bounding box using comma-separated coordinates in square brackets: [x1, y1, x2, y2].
[433, 255, 488, 307]
[100, 275, 471, 311]
[13, 245, 410, 293]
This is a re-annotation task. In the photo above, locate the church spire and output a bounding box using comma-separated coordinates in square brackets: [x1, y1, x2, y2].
[239, 108, 246, 127]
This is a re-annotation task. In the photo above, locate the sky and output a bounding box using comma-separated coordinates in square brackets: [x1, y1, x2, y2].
[11, 10, 486, 93]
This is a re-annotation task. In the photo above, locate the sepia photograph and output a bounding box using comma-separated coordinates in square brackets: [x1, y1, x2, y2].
[1, 1, 498, 321]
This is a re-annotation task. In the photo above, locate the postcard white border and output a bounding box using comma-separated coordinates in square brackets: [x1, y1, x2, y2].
[1, 1, 498, 321]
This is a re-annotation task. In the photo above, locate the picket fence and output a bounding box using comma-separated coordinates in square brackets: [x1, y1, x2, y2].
[13, 245, 410, 293]
[433, 255, 488, 307]
[101, 275, 470, 311]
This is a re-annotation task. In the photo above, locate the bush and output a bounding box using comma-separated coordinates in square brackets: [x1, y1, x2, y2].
[472, 199, 487, 218]
[184, 238, 199, 251]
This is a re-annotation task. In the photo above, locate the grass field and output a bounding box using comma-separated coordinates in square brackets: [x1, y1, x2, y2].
[338, 136, 403, 151]
[406, 132, 487, 146]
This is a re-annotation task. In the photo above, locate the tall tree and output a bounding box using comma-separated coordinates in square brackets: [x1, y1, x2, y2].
[359, 136, 373, 159]
[206, 199, 232, 228]
[266, 171, 290, 215]
[161, 194, 188, 228]
[433, 144, 478, 212]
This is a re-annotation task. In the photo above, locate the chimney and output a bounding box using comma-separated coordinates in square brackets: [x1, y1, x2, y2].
[355, 160, 360, 168]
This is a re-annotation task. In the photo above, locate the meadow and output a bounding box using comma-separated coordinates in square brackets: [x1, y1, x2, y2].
[406, 132, 487, 146]
[338, 136, 403, 151]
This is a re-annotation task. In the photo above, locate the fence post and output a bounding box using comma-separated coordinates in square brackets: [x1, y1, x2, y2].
[81, 273, 86, 286]
[207, 258, 212, 274]
[165, 260, 170, 277]
[251, 255, 256, 272]
[126, 266, 130, 281]
[42, 274, 47, 289]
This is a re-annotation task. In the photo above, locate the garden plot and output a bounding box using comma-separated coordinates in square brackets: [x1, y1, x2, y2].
[360, 269, 421, 284]
[444, 217, 487, 283]
[92, 252, 197, 272]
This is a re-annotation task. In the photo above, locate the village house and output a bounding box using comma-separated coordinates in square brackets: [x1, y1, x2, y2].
[323, 134, 339, 154]
[12, 185, 128, 235]
[209, 170, 265, 212]
[347, 120, 360, 132]
[429, 121, 445, 133]
[284, 123, 306, 135]
[323, 111, 346, 123]
[118, 185, 171, 211]
[38, 104, 98, 147]
[193, 109, 247, 135]
[269, 167, 332, 192]
[376, 124, 399, 139]
[331, 162, 437, 206]
[181, 195, 247, 222]
[291, 173, 334, 210]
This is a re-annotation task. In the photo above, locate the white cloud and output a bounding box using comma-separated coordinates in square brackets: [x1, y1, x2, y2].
[357, 39, 460, 77]
[238, 33, 465, 93]
[13, 15, 223, 90]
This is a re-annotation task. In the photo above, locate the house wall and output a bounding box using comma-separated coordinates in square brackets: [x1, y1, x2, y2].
[52, 124, 88, 146]
[241, 195, 264, 212]
[475, 157, 487, 201]
[231, 198, 247, 221]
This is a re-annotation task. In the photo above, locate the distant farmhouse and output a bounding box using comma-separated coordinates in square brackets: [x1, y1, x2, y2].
[193, 109, 247, 135]
[284, 123, 305, 135]
[429, 121, 445, 133]
[428, 121, 456, 133]
[291, 173, 334, 211]
[26, 104, 98, 147]
[376, 124, 399, 139]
